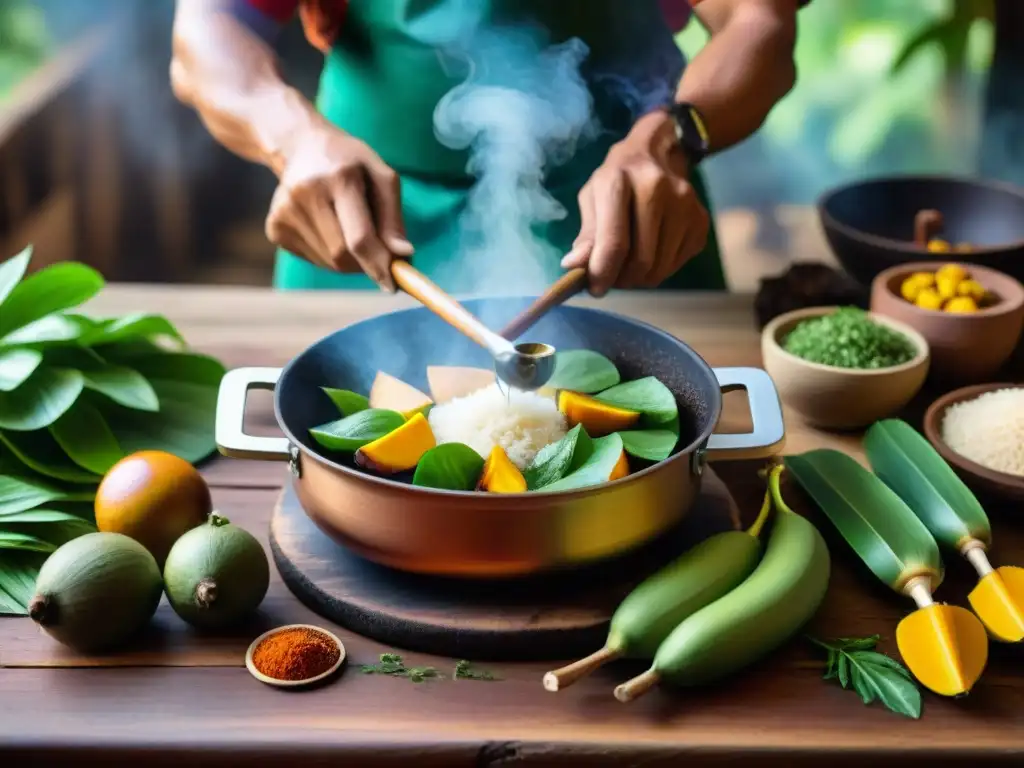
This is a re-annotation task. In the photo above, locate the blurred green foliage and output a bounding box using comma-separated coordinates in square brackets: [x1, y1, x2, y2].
[0, 0, 50, 102]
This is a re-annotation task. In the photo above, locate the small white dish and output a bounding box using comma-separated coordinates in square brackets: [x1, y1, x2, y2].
[245, 623, 346, 688]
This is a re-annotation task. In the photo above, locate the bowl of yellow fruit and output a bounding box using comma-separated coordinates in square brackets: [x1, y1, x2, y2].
[870, 261, 1024, 384]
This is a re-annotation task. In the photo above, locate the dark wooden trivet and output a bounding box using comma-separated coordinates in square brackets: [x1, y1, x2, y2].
[269, 468, 740, 661]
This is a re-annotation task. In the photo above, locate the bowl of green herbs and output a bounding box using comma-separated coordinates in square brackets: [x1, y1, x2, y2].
[761, 306, 930, 430]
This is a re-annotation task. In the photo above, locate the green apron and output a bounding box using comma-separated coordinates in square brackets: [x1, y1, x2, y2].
[273, 0, 725, 292]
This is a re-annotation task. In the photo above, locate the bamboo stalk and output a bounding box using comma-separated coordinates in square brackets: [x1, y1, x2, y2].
[542, 646, 621, 692]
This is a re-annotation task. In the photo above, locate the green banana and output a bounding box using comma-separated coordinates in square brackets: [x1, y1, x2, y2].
[614, 464, 831, 701]
[542, 488, 771, 692]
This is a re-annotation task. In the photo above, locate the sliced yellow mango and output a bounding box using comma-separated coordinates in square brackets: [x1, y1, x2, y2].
[425, 365, 496, 403]
[896, 603, 988, 696]
[477, 446, 527, 493]
[608, 449, 629, 481]
[369, 371, 433, 419]
[355, 413, 435, 474]
[969, 566, 1024, 643]
[557, 391, 640, 437]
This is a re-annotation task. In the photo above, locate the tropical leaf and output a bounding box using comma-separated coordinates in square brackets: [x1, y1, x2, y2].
[0, 245, 31, 306]
[0, 261, 104, 339]
[542, 434, 624, 492]
[0, 472, 71, 516]
[545, 350, 620, 393]
[0, 429, 102, 485]
[0, 347, 41, 391]
[49, 398, 124, 475]
[0, 551, 43, 615]
[0, 366, 84, 431]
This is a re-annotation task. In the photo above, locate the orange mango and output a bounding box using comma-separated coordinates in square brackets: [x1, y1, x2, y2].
[477, 446, 527, 493]
[557, 391, 640, 437]
[355, 413, 435, 474]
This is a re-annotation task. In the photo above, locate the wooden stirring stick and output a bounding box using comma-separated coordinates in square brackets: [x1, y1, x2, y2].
[499, 267, 589, 341]
[914, 209, 944, 247]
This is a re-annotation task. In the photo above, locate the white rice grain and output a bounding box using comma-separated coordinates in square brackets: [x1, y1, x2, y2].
[428, 384, 567, 470]
[940, 387, 1024, 477]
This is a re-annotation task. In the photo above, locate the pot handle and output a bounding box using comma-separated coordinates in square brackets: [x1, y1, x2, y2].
[215, 367, 291, 461]
[706, 367, 786, 461]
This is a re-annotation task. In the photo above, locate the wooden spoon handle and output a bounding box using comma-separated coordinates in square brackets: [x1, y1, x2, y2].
[914, 209, 944, 246]
[391, 260, 498, 351]
[499, 267, 589, 341]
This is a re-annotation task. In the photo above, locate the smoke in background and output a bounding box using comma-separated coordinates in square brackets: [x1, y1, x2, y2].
[421, 17, 599, 312]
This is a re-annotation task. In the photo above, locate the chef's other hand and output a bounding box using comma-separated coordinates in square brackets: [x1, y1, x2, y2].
[265, 121, 413, 292]
[563, 111, 709, 297]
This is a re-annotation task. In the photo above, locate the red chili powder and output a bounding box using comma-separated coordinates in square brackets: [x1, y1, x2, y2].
[252, 627, 340, 681]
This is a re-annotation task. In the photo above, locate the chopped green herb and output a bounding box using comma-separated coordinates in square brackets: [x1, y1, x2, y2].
[808, 634, 922, 719]
[359, 653, 439, 683]
[782, 308, 916, 370]
[453, 659, 500, 681]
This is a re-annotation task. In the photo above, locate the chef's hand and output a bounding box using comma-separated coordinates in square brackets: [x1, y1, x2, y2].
[265, 121, 413, 292]
[563, 111, 710, 297]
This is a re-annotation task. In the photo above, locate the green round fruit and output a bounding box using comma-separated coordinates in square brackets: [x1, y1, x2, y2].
[29, 532, 163, 653]
[162, 513, 270, 629]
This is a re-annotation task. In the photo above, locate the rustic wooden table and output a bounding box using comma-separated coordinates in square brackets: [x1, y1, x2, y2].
[1, 286, 1021, 767]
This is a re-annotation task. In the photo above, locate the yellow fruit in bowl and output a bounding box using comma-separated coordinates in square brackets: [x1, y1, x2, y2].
[95, 450, 213, 567]
[957, 279, 986, 301]
[914, 288, 943, 311]
[944, 296, 979, 314]
[936, 276, 958, 300]
[927, 238, 951, 253]
[935, 263, 968, 284]
[900, 272, 935, 301]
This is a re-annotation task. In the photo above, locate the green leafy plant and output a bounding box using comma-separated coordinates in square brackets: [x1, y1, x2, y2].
[412, 443, 485, 491]
[545, 350, 620, 393]
[359, 653, 441, 683]
[543, 434, 624, 493]
[453, 659, 499, 681]
[309, 408, 405, 453]
[809, 634, 922, 719]
[523, 423, 594, 490]
[0, 246, 226, 615]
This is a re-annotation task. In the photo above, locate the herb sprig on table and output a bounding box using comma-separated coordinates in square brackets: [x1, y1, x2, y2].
[809, 634, 922, 719]
[0, 246, 226, 615]
[360, 654, 500, 684]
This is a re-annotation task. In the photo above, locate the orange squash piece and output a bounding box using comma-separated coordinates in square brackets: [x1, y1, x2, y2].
[355, 412, 436, 474]
[608, 449, 630, 481]
[426, 365, 496, 403]
[369, 371, 432, 419]
[557, 391, 641, 437]
[477, 446, 527, 493]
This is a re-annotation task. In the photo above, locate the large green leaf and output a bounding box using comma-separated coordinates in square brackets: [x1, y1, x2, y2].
[0, 508, 91, 524]
[42, 344, 159, 411]
[596, 376, 677, 423]
[0, 531, 57, 553]
[546, 350, 620, 394]
[864, 419, 991, 550]
[524, 423, 594, 490]
[542, 433, 624, 492]
[0, 366, 84, 431]
[310, 409, 406, 453]
[0, 551, 44, 615]
[617, 428, 678, 462]
[0, 245, 31, 306]
[0, 472, 71, 516]
[49, 399, 124, 475]
[413, 442, 485, 491]
[85, 313, 186, 347]
[0, 347, 41, 391]
[0, 313, 86, 346]
[0, 261, 104, 338]
[322, 387, 370, 417]
[0, 429, 102, 484]
[784, 450, 943, 593]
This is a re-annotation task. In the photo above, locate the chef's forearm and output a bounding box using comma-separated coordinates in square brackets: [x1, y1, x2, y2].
[675, 0, 798, 152]
[170, 0, 323, 176]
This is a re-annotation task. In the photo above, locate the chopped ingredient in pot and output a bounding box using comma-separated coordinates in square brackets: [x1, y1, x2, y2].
[940, 388, 1024, 477]
[899, 264, 997, 313]
[782, 307, 917, 370]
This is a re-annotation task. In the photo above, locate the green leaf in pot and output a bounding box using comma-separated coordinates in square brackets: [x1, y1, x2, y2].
[0, 429, 102, 485]
[542, 434, 625, 492]
[0, 261, 104, 340]
[863, 419, 991, 549]
[783, 449, 944, 593]
[413, 443, 485, 491]
[524, 423, 594, 490]
[617, 428, 679, 463]
[0, 348, 41, 391]
[322, 387, 370, 417]
[545, 350, 620, 394]
[0, 367, 84, 431]
[596, 376, 677, 424]
[310, 408, 406, 453]
[0, 246, 31, 306]
[49, 399, 124, 475]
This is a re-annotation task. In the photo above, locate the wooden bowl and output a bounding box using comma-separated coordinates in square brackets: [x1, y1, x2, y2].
[923, 383, 1024, 502]
[869, 262, 1024, 385]
[818, 174, 1024, 286]
[761, 306, 930, 430]
[245, 624, 346, 688]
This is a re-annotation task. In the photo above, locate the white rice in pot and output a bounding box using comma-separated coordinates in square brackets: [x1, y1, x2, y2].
[939, 387, 1024, 477]
[428, 384, 567, 470]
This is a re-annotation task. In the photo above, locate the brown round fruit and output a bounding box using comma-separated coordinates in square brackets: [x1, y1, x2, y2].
[95, 450, 212, 566]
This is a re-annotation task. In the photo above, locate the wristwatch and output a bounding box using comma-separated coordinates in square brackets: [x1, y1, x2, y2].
[665, 102, 711, 167]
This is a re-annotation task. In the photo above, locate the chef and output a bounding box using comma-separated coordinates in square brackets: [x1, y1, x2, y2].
[171, 0, 805, 295]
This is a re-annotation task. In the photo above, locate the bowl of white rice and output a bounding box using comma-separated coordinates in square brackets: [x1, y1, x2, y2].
[924, 383, 1024, 501]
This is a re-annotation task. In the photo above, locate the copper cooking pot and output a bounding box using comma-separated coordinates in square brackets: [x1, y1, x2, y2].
[215, 298, 785, 578]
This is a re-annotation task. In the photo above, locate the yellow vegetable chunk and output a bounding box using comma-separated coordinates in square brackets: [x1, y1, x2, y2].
[368, 371, 433, 420]
[944, 296, 979, 314]
[476, 446, 527, 493]
[355, 413, 436, 474]
[936, 276, 958, 301]
[608, 449, 630, 481]
[896, 603, 988, 697]
[956, 279, 986, 300]
[914, 288, 943, 310]
[557, 391, 641, 437]
[935, 263, 968, 284]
